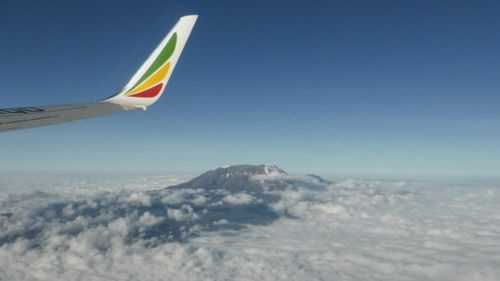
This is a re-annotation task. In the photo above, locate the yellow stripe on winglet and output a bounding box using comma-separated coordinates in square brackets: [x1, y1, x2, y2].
[127, 62, 171, 96]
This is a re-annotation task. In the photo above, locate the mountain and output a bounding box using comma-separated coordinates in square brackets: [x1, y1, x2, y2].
[1, 165, 332, 246]
[170, 164, 326, 193]
[171, 164, 288, 193]
[306, 174, 333, 185]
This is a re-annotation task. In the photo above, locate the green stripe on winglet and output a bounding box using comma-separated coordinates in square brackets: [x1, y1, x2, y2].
[129, 32, 177, 92]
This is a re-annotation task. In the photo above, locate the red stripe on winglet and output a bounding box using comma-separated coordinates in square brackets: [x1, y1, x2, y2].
[129, 83, 164, 98]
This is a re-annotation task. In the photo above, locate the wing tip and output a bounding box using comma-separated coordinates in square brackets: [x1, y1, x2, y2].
[104, 14, 197, 108]
[181, 14, 198, 20]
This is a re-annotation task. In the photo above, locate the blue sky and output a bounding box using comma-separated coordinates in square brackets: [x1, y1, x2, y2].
[1, 0, 500, 176]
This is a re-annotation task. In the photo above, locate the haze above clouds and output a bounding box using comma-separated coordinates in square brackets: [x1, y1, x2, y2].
[1, 166, 499, 281]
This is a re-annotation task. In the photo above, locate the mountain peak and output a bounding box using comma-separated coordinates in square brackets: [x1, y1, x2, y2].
[171, 165, 287, 192]
[214, 164, 287, 177]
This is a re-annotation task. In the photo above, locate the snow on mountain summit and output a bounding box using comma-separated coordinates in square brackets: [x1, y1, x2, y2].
[215, 164, 287, 177]
[172, 165, 289, 192]
[170, 165, 327, 195]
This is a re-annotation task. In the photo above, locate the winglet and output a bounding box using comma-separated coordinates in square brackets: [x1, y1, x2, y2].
[104, 15, 198, 108]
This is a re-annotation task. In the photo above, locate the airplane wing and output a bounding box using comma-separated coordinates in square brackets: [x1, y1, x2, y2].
[0, 15, 198, 132]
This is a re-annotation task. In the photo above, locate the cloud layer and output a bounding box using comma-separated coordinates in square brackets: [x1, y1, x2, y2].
[1, 170, 499, 281]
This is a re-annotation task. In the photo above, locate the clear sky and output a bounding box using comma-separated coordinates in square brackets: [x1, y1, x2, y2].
[1, 0, 500, 176]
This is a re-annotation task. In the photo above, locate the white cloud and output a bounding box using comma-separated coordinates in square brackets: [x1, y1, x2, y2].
[222, 193, 256, 205]
[166, 205, 199, 222]
[161, 191, 187, 205]
[125, 192, 152, 207]
[192, 195, 207, 205]
[0, 173, 499, 281]
[139, 212, 163, 227]
[166, 208, 185, 221]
